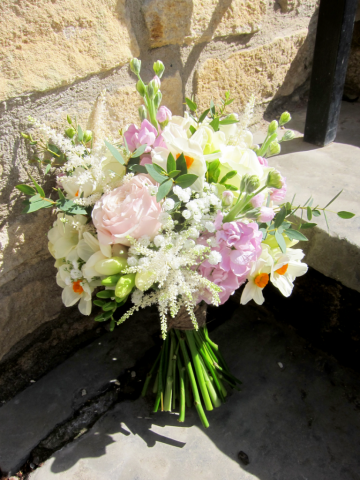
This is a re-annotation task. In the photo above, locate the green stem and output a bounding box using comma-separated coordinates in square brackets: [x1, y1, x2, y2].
[164, 331, 176, 411]
[185, 369, 191, 408]
[175, 330, 209, 428]
[185, 330, 213, 411]
[153, 337, 167, 413]
[152, 370, 159, 394]
[198, 355, 222, 408]
[141, 351, 161, 397]
[172, 343, 179, 411]
[177, 354, 186, 422]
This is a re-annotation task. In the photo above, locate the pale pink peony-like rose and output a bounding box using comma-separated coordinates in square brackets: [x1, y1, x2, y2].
[92, 174, 162, 246]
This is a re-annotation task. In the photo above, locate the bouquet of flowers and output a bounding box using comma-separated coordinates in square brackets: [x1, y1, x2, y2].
[16, 59, 354, 428]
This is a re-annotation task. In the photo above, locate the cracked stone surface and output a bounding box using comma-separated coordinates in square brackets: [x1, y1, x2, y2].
[29, 306, 360, 480]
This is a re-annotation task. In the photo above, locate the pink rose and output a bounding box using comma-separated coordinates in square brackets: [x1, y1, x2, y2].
[157, 106, 172, 123]
[92, 174, 162, 246]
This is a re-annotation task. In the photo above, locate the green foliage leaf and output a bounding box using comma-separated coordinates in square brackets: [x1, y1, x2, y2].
[167, 152, 176, 173]
[189, 125, 196, 135]
[29, 175, 45, 197]
[131, 144, 148, 158]
[156, 179, 173, 202]
[219, 170, 237, 185]
[274, 206, 287, 229]
[104, 140, 125, 165]
[312, 209, 321, 217]
[57, 188, 65, 201]
[129, 164, 147, 173]
[185, 97, 197, 112]
[45, 164, 51, 174]
[260, 228, 267, 240]
[284, 228, 308, 242]
[168, 170, 181, 178]
[77, 125, 84, 142]
[175, 174, 198, 188]
[307, 206, 312, 220]
[123, 136, 129, 154]
[223, 183, 238, 191]
[300, 222, 317, 229]
[22, 199, 52, 213]
[16, 184, 36, 195]
[176, 153, 187, 176]
[219, 118, 239, 125]
[210, 99, 215, 117]
[67, 115, 72, 125]
[337, 211, 355, 219]
[209, 117, 220, 132]
[198, 108, 210, 124]
[275, 230, 286, 253]
[57, 199, 87, 215]
[324, 189, 343, 209]
[145, 164, 168, 183]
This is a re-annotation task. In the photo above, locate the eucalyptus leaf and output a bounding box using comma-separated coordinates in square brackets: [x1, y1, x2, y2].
[168, 170, 181, 178]
[284, 229, 308, 241]
[219, 170, 237, 184]
[167, 152, 176, 173]
[29, 175, 45, 197]
[189, 125, 196, 135]
[175, 174, 198, 188]
[45, 164, 51, 174]
[176, 153, 187, 176]
[198, 108, 210, 124]
[146, 164, 168, 184]
[77, 125, 84, 142]
[219, 118, 239, 125]
[185, 97, 197, 112]
[209, 117, 220, 132]
[300, 222, 317, 229]
[275, 230, 286, 253]
[337, 211, 355, 219]
[156, 179, 173, 202]
[324, 189, 343, 209]
[307, 206, 312, 220]
[23, 199, 51, 213]
[129, 164, 147, 173]
[210, 99, 215, 117]
[131, 144, 148, 158]
[223, 184, 238, 191]
[16, 184, 36, 195]
[274, 206, 286, 228]
[104, 140, 125, 165]
[312, 209, 321, 217]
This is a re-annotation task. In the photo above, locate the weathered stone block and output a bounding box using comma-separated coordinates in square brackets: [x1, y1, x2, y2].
[195, 30, 312, 113]
[0, 0, 139, 101]
[142, 0, 266, 48]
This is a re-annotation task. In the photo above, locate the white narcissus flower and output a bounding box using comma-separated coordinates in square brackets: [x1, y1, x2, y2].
[240, 245, 273, 305]
[48, 214, 88, 261]
[59, 166, 97, 199]
[270, 248, 308, 297]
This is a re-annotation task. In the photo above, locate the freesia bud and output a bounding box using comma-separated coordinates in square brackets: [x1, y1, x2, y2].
[282, 130, 295, 141]
[279, 111, 291, 126]
[138, 105, 147, 122]
[83, 130, 92, 143]
[130, 58, 141, 75]
[115, 273, 136, 299]
[94, 257, 127, 276]
[268, 120, 278, 135]
[136, 79, 146, 97]
[222, 190, 234, 206]
[268, 141, 281, 156]
[266, 170, 283, 189]
[153, 60, 165, 78]
[154, 91, 162, 110]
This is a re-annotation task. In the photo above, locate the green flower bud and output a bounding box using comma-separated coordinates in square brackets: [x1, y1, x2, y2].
[135, 270, 156, 291]
[240, 174, 260, 193]
[154, 91, 162, 109]
[138, 105, 147, 122]
[266, 170, 283, 189]
[136, 79, 146, 97]
[115, 273, 136, 299]
[279, 111, 291, 126]
[21, 132, 30, 139]
[101, 274, 122, 287]
[282, 130, 295, 142]
[227, 113, 238, 121]
[267, 120, 278, 135]
[153, 60, 165, 78]
[83, 130, 92, 143]
[94, 256, 127, 276]
[65, 127, 76, 139]
[130, 58, 141, 75]
[268, 141, 281, 156]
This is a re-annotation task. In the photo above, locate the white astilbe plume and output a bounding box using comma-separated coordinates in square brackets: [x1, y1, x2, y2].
[239, 94, 255, 132]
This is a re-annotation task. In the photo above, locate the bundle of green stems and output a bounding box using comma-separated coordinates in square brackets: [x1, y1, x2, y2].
[141, 326, 241, 428]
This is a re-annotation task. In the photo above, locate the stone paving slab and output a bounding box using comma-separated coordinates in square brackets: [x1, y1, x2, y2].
[254, 101, 360, 293]
[30, 307, 360, 480]
[0, 310, 159, 476]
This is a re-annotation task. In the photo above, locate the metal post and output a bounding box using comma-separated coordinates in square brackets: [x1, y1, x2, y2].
[304, 0, 358, 146]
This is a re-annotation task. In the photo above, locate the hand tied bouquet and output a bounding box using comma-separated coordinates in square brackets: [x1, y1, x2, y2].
[16, 58, 355, 427]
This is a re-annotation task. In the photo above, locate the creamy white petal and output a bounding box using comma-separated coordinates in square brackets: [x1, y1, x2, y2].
[79, 297, 92, 316]
[62, 285, 80, 307]
[271, 274, 293, 297]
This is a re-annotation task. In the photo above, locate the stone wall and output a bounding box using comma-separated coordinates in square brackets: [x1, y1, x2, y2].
[0, 0, 319, 366]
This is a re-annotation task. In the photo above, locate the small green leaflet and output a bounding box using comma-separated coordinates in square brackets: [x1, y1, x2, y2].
[131, 144, 148, 158]
[223, 184, 238, 191]
[58, 188, 65, 201]
[209, 117, 220, 132]
[189, 125, 196, 135]
[45, 164, 51, 174]
[198, 108, 210, 124]
[274, 206, 286, 229]
[77, 125, 84, 142]
[219, 118, 239, 125]
[307, 206, 312, 220]
[22, 199, 52, 213]
[104, 140, 124, 165]
[210, 99, 215, 118]
[324, 189, 343, 209]
[275, 230, 286, 253]
[260, 228, 267, 240]
[67, 115, 72, 124]
[57, 199, 87, 215]
[312, 209, 321, 217]
[168, 170, 181, 178]
[129, 164, 147, 173]
[16, 184, 36, 195]
[185, 97, 197, 112]
[167, 152, 176, 173]
[300, 222, 317, 229]
[337, 211, 355, 219]
[176, 153, 187, 176]
[123, 136, 129, 154]
[285, 228, 308, 241]
[156, 179, 173, 202]
[145, 164, 168, 183]
[219, 170, 237, 185]
[176, 174, 198, 188]
[29, 175, 45, 197]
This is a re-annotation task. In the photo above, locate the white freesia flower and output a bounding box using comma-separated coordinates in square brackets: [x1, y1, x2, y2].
[270, 248, 308, 297]
[241, 245, 273, 305]
[48, 214, 88, 261]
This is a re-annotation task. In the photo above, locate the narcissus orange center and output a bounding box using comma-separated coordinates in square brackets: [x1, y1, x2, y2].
[276, 264, 288, 275]
[176, 153, 194, 169]
[75, 190, 79, 197]
[72, 280, 84, 294]
[254, 273, 269, 289]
